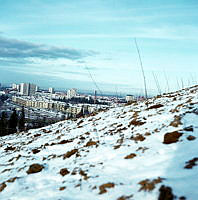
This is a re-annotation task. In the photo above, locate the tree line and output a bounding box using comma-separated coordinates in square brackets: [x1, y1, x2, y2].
[0, 107, 25, 137]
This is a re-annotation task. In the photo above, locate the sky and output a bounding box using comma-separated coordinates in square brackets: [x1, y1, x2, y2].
[0, 0, 198, 95]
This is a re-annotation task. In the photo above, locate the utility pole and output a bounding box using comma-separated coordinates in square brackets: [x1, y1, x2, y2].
[134, 38, 148, 101]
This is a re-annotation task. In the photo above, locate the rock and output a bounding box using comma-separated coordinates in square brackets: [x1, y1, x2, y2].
[163, 131, 182, 144]
[4, 146, 16, 151]
[184, 157, 198, 169]
[146, 104, 164, 110]
[60, 168, 70, 176]
[63, 149, 78, 159]
[158, 185, 175, 200]
[124, 153, 136, 159]
[85, 141, 98, 147]
[59, 186, 66, 191]
[32, 149, 40, 154]
[0, 183, 6, 192]
[129, 119, 145, 127]
[99, 182, 115, 194]
[187, 135, 196, 141]
[184, 126, 193, 132]
[26, 163, 44, 174]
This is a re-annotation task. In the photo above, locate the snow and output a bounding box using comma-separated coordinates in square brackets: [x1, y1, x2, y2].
[0, 85, 198, 199]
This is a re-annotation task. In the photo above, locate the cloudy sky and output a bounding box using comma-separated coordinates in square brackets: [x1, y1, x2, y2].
[0, 0, 198, 95]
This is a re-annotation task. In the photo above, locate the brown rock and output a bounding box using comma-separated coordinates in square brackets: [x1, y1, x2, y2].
[146, 104, 164, 110]
[99, 182, 115, 194]
[4, 146, 16, 151]
[187, 135, 196, 141]
[124, 153, 136, 159]
[129, 119, 145, 127]
[79, 170, 89, 180]
[60, 168, 70, 176]
[183, 126, 193, 132]
[158, 185, 175, 200]
[63, 149, 78, 159]
[7, 177, 18, 183]
[163, 131, 182, 144]
[85, 141, 97, 147]
[58, 139, 73, 144]
[32, 149, 40, 154]
[59, 186, 66, 191]
[131, 134, 146, 142]
[184, 157, 198, 169]
[0, 183, 6, 192]
[26, 163, 44, 174]
[117, 195, 133, 200]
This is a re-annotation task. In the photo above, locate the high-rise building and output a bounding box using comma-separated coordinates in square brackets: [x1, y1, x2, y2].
[20, 83, 29, 95]
[20, 83, 37, 96]
[12, 83, 17, 89]
[35, 86, 39, 92]
[49, 87, 54, 94]
[29, 84, 37, 96]
[67, 88, 77, 99]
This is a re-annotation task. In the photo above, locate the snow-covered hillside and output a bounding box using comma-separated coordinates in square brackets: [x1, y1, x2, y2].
[1, 85, 198, 200]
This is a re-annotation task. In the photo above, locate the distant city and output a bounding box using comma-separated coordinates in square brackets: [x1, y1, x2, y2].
[0, 82, 137, 130]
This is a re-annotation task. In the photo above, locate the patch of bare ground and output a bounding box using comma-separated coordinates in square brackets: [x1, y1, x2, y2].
[117, 194, 133, 200]
[169, 115, 183, 127]
[129, 118, 146, 127]
[146, 104, 164, 110]
[138, 177, 164, 192]
[124, 153, 136, 159]
[99, 182, 115, 194]
[163, 131, 183, 144]
[26, 163, 44, 174]
[60, 168, 70, 176]
[131, 134, 146, 143]
[63, 149, 78, 159]
[0, 182, 6, 192]
[184, 157, 198, 169]
[158, 185, 176, 200]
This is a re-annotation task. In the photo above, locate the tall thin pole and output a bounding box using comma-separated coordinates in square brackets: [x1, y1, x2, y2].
[134, 38, 148, 100]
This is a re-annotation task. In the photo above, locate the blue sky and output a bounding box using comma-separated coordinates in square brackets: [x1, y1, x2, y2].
[0, 0, 198, 95]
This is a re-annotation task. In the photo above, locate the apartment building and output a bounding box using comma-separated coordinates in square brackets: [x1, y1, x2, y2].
[20, 83, 37, 96]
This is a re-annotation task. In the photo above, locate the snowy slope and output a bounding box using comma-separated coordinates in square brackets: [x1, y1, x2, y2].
[1, 85, 198, 200]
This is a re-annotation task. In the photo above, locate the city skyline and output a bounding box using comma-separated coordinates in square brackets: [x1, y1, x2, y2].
[0, 0, 198, 95]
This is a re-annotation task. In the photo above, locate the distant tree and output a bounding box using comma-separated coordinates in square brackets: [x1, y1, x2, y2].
[0, 112, 8, 136]
[8, 109, 18, 134]
[18, 107, 25, 131]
